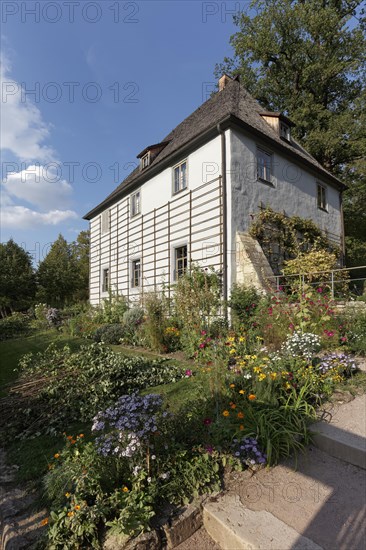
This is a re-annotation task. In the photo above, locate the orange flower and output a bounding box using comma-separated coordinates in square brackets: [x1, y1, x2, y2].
[122, 486, 129, 493]
[239, 424, 244, 431]
[237, 412, 244, 419]
[222, 410, 230, 417]
[54, 453, 60, 459]
[229, 383, 235, 388]
[230, 403, 237, 409]
[79, 434, 84, 438]
[66, 435, 73, 440]
[67, 511, 74, 517]
[74, 505, 81, 510]
[71, 439, 76, 444]
[248, 394, 257, 401]
[40, 518, 49, 526]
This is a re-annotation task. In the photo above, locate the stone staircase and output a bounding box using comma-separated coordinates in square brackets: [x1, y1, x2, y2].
[196, 393, 366, 550]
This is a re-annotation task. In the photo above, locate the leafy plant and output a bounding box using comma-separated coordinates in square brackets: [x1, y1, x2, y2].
[228, 285, 262, 328]
[93, 324, 125, 344]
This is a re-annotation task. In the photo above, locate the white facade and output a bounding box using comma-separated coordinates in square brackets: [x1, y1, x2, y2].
[88, 127, 343, 305]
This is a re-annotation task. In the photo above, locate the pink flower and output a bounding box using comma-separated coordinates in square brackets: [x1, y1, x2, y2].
[317, 287, 323, 293]
[268, 307, 273, 315]
[341, 336, 347, 342]
[201, 330, 207, 336]
[185, 369, 193, 377]
[289, 323, 295, 331]
[203, 418, 212, 425]
[199, 343, 205, 349]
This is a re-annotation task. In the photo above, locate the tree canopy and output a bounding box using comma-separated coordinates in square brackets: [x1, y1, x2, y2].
[216, 0, 366, 267]
[0, 239, 36, 317]
[37, 232, 90, 308]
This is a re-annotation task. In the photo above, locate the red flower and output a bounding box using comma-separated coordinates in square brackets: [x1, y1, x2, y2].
[203, 418, 213, 425]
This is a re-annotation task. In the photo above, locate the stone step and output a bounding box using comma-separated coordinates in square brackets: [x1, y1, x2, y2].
[202, 447, 366, 550]
[203, 494, 322, 550]
[310, 394, 366, 469]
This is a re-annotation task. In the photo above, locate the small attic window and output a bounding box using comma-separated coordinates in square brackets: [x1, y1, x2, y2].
[140, 152, 150, 170]
[280, 122, 291, 141]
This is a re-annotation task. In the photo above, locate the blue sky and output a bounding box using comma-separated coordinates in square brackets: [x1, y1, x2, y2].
[0, 0, 242, 264]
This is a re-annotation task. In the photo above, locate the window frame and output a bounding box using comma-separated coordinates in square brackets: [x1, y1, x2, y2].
[173, 244, 188, 281]
[317, 183, 328, 211]
[101, 266, 110, 294]
[256, 148, 273, 184]
[130, 189, 141, 218]
[101, 209, 110, 235]
[140, 152, 150, 170]
[131, 258, 142, 288]
[172, 159, 188, 195]
[280, 122, 291, 141]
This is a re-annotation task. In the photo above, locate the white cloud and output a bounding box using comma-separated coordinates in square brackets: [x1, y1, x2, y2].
[3, 164, 73, 210]
[0, 54, 55, 162]
[0, 51, 79, 231]
[1, 206, 78, 229]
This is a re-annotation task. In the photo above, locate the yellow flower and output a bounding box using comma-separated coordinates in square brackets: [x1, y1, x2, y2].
[262, 357, 269, 361]
[65, 492, 71, 498]
[228, 337, 235, 343]
[222, 410, 230, 417]
[270, 372, 277, 380]
[258, 373, 266, 381]
[239, 389, 245, 395]
[239, 336, 245, 342]
[251, 355, 257, 360]
[253, 366, 262, 373]
[237, 412, 244, 419]
[229, 383, 235, 388]
[229, 349, 236, 355]
[248, 394, 256, 401]
[285, 382, 291, 390]
[67, 511, 74, 517]
[122, 486, 129, 493]
[54, 453, 60, 459]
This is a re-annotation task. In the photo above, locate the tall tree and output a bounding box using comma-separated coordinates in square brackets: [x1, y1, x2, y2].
[37, 234, 80, 308]
[0, 239, 36, 317]
[71, 230, 90, 302]
[216, 0, 366, 268]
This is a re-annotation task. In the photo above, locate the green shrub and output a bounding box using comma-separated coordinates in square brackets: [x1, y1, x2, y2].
[228, 285, 262, 328]
[347, 311, 366, 354]
[143, 293, 167, 352]
[11, 343, 184, 437]
[93, 324, 124, 344]
[0, 313, 32, 341]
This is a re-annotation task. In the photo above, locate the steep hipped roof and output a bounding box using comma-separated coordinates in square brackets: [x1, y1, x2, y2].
[84, 78, 344, 220]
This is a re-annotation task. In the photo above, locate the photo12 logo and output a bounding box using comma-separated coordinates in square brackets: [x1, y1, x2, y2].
[201, 2, 245, 23]
[1, 1, 140, 24]
[1, 81, 139, 104]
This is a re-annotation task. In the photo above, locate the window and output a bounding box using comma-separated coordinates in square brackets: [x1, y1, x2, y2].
[174, 245, 188, 280]
[140, 152, 150, 170]
[317, 183, 327, 211]
[173, 160, 187, 194]
[280, 122, 291, 141]
[130, 190, 141, 217]
[102, 267, 110, 293]
[257, 149, 272, 183]
[131, 259, 141, 288]
[101, 209, 110, 234]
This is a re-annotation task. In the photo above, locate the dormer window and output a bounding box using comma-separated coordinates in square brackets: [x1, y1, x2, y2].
[140, 152, 150, 170]
[280, 122, 291, 141]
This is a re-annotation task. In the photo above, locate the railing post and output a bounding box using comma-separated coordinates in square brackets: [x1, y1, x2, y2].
[331, 270, 334, 299]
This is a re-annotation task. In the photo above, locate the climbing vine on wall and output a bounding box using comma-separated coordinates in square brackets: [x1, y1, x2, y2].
[249, 207, 339, 274]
